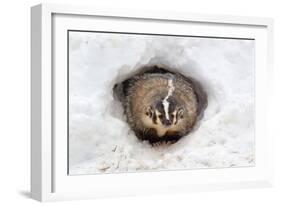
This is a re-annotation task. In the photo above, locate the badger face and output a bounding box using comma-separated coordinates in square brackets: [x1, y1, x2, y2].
[142, 97, 185, 137]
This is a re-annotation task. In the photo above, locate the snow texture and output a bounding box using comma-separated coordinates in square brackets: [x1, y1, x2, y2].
[68, 31, 255, 175]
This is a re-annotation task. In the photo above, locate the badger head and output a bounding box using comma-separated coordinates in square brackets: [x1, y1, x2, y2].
[141, 97, 186, 137]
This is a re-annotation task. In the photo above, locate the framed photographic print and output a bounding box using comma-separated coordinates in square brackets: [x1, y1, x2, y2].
[31, 3, 274, 201]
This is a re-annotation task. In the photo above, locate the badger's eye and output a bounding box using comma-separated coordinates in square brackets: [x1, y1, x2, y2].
[171, 114, 174, 119]
[158, 114, 163, 119]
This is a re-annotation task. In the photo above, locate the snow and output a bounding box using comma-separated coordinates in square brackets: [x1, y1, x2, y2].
[68, 31, 255, 175]
[162, 78, 175, 120]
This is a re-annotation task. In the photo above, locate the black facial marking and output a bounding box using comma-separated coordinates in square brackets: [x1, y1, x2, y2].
[152, 111, 157, 124]
[146, 106, 153, 117]
[170, 113, 174, 122]
[168, 98, 176, 113]
[155, 101, 165, 114]
[175, 111, 179, 125]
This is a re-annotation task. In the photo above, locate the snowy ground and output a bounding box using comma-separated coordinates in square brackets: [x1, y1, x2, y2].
[68, 31, 255, 175]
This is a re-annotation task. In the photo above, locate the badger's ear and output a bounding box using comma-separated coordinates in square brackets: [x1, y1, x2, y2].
[177, 107, 184, 119]
[145, 106, 153, 117]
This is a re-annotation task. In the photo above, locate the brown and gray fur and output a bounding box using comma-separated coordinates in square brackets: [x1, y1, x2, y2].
[114, 66, 207, 144]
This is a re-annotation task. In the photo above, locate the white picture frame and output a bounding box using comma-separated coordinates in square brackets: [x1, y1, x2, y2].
[31, 3, 274, 202]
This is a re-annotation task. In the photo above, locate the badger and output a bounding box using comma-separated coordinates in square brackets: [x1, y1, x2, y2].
[114, 66, 207, 144]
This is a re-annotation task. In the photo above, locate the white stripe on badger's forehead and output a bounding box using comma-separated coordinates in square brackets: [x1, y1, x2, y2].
[162, 78, 175, 120]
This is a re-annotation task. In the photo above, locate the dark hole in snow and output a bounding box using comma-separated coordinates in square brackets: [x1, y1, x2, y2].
[113, 65, 208, 144]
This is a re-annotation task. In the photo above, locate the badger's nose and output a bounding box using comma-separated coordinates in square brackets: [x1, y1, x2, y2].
[163, 119, 172, 127]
